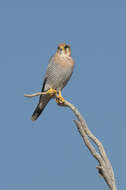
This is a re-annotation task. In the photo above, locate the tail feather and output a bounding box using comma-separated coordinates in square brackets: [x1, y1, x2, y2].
[31, 95, 51, 121]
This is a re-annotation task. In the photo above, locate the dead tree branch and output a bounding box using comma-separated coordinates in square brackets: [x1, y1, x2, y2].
[24, 92, 117, 190]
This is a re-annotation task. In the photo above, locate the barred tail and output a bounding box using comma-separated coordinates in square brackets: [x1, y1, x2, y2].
[31, 95, 51, 121]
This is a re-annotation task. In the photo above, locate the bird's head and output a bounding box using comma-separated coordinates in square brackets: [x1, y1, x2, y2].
[57, 43, 71, 56]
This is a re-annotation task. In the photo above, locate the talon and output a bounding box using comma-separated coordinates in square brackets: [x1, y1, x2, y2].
[56, 91, 64, 103]
[45, 88, 57, 96]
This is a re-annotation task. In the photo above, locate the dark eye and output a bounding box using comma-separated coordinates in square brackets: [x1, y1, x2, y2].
[57, 46, 63, 51]
[65, 45, 70, 49]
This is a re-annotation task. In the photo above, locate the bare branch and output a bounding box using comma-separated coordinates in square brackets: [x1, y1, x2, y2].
[24, 92, 117, 190]
[24, 92, 47, 97]
[57, 99, 117, 190]
[74, 120, 102, 163]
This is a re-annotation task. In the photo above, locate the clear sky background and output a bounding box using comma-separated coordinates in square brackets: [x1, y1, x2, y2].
[0, 1, 126, 190]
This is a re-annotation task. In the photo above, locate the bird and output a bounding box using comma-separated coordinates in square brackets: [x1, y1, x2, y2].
[31, 43, 75, 121]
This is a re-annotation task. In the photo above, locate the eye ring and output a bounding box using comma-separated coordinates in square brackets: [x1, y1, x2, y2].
[57, 46, 63, 51]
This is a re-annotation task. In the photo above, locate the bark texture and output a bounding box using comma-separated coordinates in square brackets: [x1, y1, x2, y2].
[24, 92, 117, 190]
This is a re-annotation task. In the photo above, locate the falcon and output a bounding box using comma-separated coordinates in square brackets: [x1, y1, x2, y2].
[32, 43, 75, 121]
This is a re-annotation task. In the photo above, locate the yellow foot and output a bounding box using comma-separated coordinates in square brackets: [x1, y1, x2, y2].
[56, 91, 65, 104]
[42, 88, 57, 96]
[44, 88, 57, 96]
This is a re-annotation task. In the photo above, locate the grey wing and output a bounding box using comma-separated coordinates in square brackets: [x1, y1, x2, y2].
[41, 56, 53, 92]
[42, 56, 73, 92]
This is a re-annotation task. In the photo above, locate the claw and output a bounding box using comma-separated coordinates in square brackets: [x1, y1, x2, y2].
[44, 88, 57, 96]
[47, 88, 57, 94]
[42, 88, 57, 96]
[56, 90, 65, 104]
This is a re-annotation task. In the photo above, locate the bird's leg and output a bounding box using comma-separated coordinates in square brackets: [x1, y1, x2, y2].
[56, 90, 65, 103]
[44, 88, 57, 96]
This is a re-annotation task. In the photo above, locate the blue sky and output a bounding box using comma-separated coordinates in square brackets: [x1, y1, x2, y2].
[0, 3, 126, 190]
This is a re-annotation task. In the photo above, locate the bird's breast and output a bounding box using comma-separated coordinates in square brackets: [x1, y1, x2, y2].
[54, 54, 75, 69]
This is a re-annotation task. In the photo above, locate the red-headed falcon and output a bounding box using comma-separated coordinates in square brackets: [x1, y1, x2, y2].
[32, 43, 75, 121]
